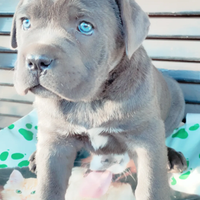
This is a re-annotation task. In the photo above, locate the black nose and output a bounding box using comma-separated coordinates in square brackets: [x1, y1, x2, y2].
[26, 55, 53, 71]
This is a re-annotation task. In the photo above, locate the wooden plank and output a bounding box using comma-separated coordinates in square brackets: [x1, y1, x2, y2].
[0, 70, 14, 84]
[0, 0, 200, 16]
[179, 83, 200, 103]
[161, 70, 200, 83]
[0, 17, 12, 35]
[0, 0, 19, 15]
[143, 40, 200, 62]
[0, 115, 21, 128]
[0, 101, 33, 116]
[154, 61, 200, 83]
[0, 36, 16, 52]
[148, 18, 200, 38]
[137, 0, 200, 14]
[0, 99, 32, 104]
[0, 53, 17, 69]
[185, 104, 200, 114]
[154, 61, 200, 71]
[0, 86, 35, 102]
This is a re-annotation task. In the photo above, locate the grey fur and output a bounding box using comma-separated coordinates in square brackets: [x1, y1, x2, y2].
[11, 0, 185, 199]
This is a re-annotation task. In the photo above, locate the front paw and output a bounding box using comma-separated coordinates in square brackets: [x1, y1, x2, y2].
[29, 151, 37, 174]
[167, 147, 187, 173]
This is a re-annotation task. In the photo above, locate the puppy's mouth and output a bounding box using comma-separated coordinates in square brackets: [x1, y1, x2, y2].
[30, 84, 47, 93]
[29, 85, 61, 99]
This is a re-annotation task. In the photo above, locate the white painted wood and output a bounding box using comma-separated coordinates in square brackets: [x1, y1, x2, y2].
[1, 0, 200, 14]
[153, 61, 200, 71]
[0, 36, 13, 51]
[154, 62, 200, 82]
[149, 18, 200, 37]
[0, 116, 20, 128]
[143, 40, 200, 61]
[0, 101, 33, 116]
[0, 86, 34, 101]
[0, 0, 19, 14]
[137, 0, 200, 13]
[0, 70, 14, 84]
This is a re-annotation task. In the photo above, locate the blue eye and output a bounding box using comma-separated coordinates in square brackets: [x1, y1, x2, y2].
[22, 18, 31, 30]
[16, 190, 22, 194]
[78, 22, 93, 35]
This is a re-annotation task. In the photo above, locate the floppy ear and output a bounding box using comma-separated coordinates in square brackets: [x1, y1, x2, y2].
[117, 0, 150, 59]
[10, 0, 24, 49]
[10, 13, 17, 49]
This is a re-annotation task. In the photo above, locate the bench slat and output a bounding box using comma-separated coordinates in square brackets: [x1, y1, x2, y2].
[0, 116, 22, 128]
[153, 61, 200, 83]
[0, 53, 16, 69]
[0, 17, 12, 35]
[0, 36, 15, 52]
[0, 99, 33, 104]
[185, 104, 200, 114]
[0, 0, 200, 15]
[0, 101, 33, 116]
[137, 0, 200, 14]
[148, 18, 200, 38]
[143, 40, 200, 62]
[180, 83, 200, 103]
[0, 86, 35, 101]
[0, 70, 14, 83]
[0, 0, 18, 15]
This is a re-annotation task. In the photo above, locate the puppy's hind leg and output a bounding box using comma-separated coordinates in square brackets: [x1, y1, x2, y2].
[164, 76, 185, 138]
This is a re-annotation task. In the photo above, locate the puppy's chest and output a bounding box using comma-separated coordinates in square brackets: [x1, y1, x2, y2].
[75, 127, 123, 152]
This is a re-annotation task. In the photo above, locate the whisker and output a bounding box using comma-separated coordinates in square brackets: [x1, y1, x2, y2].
[128, 169, 135, 182]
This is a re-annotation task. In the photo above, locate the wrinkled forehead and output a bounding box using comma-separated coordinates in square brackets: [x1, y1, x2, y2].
[16, 0, 118, 20]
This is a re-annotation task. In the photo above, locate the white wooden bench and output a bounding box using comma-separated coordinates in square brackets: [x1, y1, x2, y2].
[0, 0, 200, 128]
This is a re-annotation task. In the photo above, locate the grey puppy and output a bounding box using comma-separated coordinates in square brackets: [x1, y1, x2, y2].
[11, 0, 185, 199]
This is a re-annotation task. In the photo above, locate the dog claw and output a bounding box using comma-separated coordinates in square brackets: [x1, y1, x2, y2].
[29, 151, 37, 174]
[167, 147, 187, 173]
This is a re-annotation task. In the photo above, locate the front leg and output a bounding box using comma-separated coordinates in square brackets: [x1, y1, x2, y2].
[128, 120, 170, 200]
[36, 135, 78, 200]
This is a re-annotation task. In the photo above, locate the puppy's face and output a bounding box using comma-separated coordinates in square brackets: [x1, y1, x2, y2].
[12, 0, 150, 102]
[12, 0, 124, 101]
